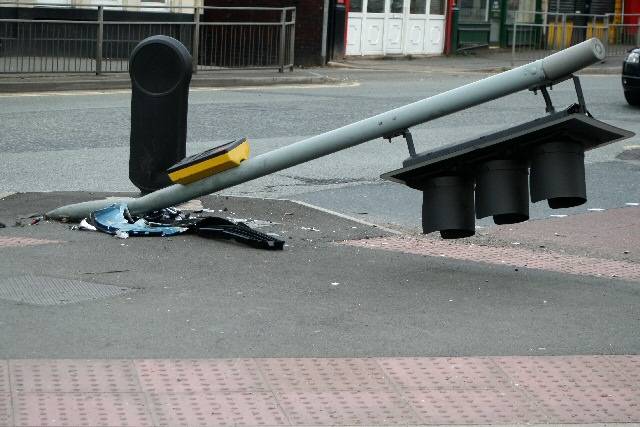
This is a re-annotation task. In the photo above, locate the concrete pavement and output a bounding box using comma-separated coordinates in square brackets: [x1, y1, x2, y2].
[0, 69, 331, 93]
[332, 50, 623, 75]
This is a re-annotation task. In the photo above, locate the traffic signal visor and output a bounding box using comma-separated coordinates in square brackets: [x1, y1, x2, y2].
[381, 110, 634, 239]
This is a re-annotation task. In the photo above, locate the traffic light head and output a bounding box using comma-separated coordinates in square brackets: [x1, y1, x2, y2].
[381, 110, 633, 239]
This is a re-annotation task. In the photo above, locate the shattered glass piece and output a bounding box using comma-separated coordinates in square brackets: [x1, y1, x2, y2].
[90, 204, 188, 237]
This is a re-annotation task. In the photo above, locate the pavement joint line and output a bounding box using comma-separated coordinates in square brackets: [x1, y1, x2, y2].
[342, 235, 640, 281]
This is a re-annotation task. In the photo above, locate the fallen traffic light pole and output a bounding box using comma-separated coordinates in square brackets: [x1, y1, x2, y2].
[46, 38, 632, 238]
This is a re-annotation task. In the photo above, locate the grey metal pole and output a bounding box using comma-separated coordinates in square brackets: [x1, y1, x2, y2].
[192, 5, 200, 74]
[511, 16, 517, 66]
[288, 8, 296, 71]
[561, 13, 567, 49]
[95, 6, 103, 75]
[46, 38, 606, 221]
[278, 9, 286, 73]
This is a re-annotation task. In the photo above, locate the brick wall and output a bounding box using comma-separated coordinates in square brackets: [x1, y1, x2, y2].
[204, 0, 326, 66]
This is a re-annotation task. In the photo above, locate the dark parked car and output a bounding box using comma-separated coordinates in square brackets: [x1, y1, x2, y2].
[622, 47, 640, 106]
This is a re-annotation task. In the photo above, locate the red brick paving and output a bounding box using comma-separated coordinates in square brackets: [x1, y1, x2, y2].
[0, 356, 638, 426]
[342, 236, 640, 282]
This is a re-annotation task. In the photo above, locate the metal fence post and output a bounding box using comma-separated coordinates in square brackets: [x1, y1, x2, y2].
[278, 9, 286, 73]
[603, 14, 609, 53]
[561, 13, 567, 49]
[511, 17, 517, 66]
[450, 6, 459, 54]
[288, 8, 296, 71]
[192, 5, 200, 74]
[96, 5, 103, 75]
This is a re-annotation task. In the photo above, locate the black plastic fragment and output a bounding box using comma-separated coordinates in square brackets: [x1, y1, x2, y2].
[187, 217, 285, 250]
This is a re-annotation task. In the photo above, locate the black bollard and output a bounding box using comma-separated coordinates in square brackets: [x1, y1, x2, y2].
[129, 35, 192, 193]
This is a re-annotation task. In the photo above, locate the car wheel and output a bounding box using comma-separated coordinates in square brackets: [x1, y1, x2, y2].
[624, 90, 640, 106]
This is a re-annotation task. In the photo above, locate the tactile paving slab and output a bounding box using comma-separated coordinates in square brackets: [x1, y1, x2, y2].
[377, 357, 510, 390]
[13, 392, 152, 427]
[135, 359, 267, 393]
[495, 356, 630, 390]
[0, 356, 639, 426]
[258, 358, 390, 392]
[607, 355, 640, 388]
[0, 276, 133, 305]
[528, 386, 640, 423]
[0, 362, 8, 394]
[343, 236, 640, 281]
[0, 393, 11, 427]
[10, 360, 140, 393]
[0, 236, 62, 248]
[276, 390, 420, 425]
[147, 392, 288, 427]
[402, 388, 542, 424]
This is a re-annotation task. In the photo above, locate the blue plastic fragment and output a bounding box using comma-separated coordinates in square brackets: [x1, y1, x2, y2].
[90, 203, 187, 237]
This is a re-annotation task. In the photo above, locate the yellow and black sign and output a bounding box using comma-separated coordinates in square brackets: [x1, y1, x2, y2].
[167, 138, 250, 185]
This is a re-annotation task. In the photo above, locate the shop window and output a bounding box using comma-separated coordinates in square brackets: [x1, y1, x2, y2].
[410, 0, 427, 14]
[430, 0, 445, 15]
[367, 0, 385, 12]
[459, 0, 489, 21]
[509, 0, 536, 23]
[390, 0, 404, 12]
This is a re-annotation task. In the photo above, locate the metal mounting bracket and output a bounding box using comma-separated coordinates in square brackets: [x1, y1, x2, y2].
[383, 128, 418, 157]
[530, 74, 590, 116]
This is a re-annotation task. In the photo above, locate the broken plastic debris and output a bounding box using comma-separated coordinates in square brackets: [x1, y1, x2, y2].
[91, 204, 188, 237]
[549, 214, 568, 218]
[78, 219, 97, 232]
[88, 204, 284, 250]
[301, 226, 320, 232]
[228, 218, 280, 228]
[115, 230, 129, 239]
[331, 282, 340, 286]
[587, 208, 605, 212]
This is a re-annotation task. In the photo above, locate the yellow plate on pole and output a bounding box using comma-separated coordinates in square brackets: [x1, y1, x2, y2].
[167, 138, 250, 185]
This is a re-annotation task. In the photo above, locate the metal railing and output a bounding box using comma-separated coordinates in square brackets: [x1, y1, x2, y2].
[509, 11, 639, 64]
[0, 2, 295, 74]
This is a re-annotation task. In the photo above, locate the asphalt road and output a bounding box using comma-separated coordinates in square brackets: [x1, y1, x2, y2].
[1, 68, 639, 232]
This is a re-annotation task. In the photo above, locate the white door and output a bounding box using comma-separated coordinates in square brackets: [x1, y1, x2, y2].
[346, 14, 363, 55]
[385, 0, 405, 53]
[405, 0, 429, 53]
[362, 0, 385, 54]
[425, 0, 446, 54]
[346, 0, 445, 55]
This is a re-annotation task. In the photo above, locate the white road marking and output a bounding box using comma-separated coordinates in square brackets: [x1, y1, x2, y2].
[0, 81, 359, 98]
